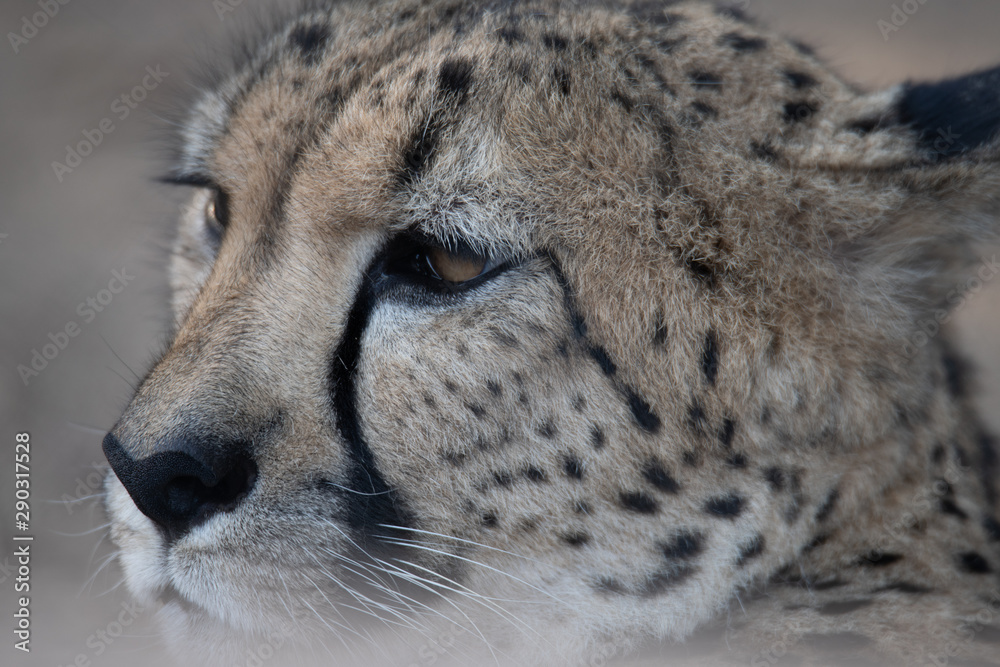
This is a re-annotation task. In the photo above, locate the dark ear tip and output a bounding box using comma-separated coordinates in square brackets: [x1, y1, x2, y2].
[898, 64, 1000, 160]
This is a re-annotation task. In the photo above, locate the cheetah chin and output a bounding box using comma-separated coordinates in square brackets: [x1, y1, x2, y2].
[103, 1, 1000, 665]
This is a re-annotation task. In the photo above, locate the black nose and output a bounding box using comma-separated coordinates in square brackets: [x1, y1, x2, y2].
[103, 432, 257, 538]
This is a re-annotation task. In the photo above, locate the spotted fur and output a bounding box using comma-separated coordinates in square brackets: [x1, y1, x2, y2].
[103, 1, 1000, 665]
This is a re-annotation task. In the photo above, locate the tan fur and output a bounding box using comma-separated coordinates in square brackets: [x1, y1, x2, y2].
[104, 1, 1000, 665]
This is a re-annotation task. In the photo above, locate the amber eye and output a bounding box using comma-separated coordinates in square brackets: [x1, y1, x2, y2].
[425, 247, 487, 283]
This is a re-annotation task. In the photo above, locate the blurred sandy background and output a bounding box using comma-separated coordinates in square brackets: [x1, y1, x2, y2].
[1, 1, 999, 665]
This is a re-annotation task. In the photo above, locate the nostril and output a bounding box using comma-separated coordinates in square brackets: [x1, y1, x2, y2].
[163, 455, 258, 529]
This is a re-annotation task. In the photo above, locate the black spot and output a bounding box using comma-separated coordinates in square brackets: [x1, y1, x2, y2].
[524, 466, 547, 483]
[660, 531, 703, 560]
[594, 577, 625, 595]
[764, 467, 786, 492]
[818, 599, 874, 616]
[487, 327, 519, 348]
[750, 140, 778, 161]
[898, 65, 1000, 159]
[574, 501, 592, 514]
[497, 26, 522, 44]
[705, 494, 744, 519]
[688, 401, 707, 436]
[590, 425, 606, 449]
[682, 450, 700, 467]
[932, 444, 946, 465]
[799, 632, 873, 652]
[553, 65, 571, 96]
[641, 565, 695, 596]
[791, 39, 816, 57]
[958, 551, 993, 574]
[812, 578, 846, 591]
[984, 516, 1000, 541]
[736, 534, 765, 565]
[685, 256, 721, 287]
[465, 402, 486, 419]
[643, 460, 680, 494]
[588, 346, 617, 376]
[562, 532, 590, 547]
[610, 89, 634, 112]
[940, 498, 969, 520]
[437, 59, 475, 101]
[701, 330, 720, 385]
[815, 488, 839, 522]
[288, 23, 330, 64]
[627, 390, 662, 433]
[653, 316, 668, 345]
[804, 533, 829, 553]
[783, 101, 818, 123]
[537, 420, 557, 439]
[481, 511, 498, 527]
[726, 453, 748, 468]
[620, 491, 659, 514]
[486, 380, 502, 397]
[493, 471, 513, 488]
[563, 455, 584, 480]
[720, 32, 766, 52]
[718, 418, 736, 448]
[443, 450, 467, 467]
[858, 551, 903, 567]
[942, 351, 967, 397]
[399, 115, 441, 187]
[689, 71, 722, 90]
[784, 70, 817, 90]
[543, 32, 568, 51]
[690, 101, 718, 118]
[876, 582, 932, 595]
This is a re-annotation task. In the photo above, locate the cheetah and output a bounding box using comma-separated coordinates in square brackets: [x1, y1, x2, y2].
[101, 1, 1000, 665]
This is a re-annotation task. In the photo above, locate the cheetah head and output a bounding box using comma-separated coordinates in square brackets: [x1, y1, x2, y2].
[102, 1, 1000, 664]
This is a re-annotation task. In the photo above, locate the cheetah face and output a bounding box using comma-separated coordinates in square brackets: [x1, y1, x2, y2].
[102, 1, 1000, 665]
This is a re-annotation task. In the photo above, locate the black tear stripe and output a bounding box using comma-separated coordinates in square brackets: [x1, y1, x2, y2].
[547, 255, 662, 434]
[329, 256, 412, 542]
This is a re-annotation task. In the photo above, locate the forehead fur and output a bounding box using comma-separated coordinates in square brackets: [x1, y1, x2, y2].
[173, 0, 941, 360]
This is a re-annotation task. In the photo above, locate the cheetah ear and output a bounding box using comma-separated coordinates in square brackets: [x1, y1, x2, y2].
[896, 65, 1000, 161]
[833, 65, 1000, 305]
